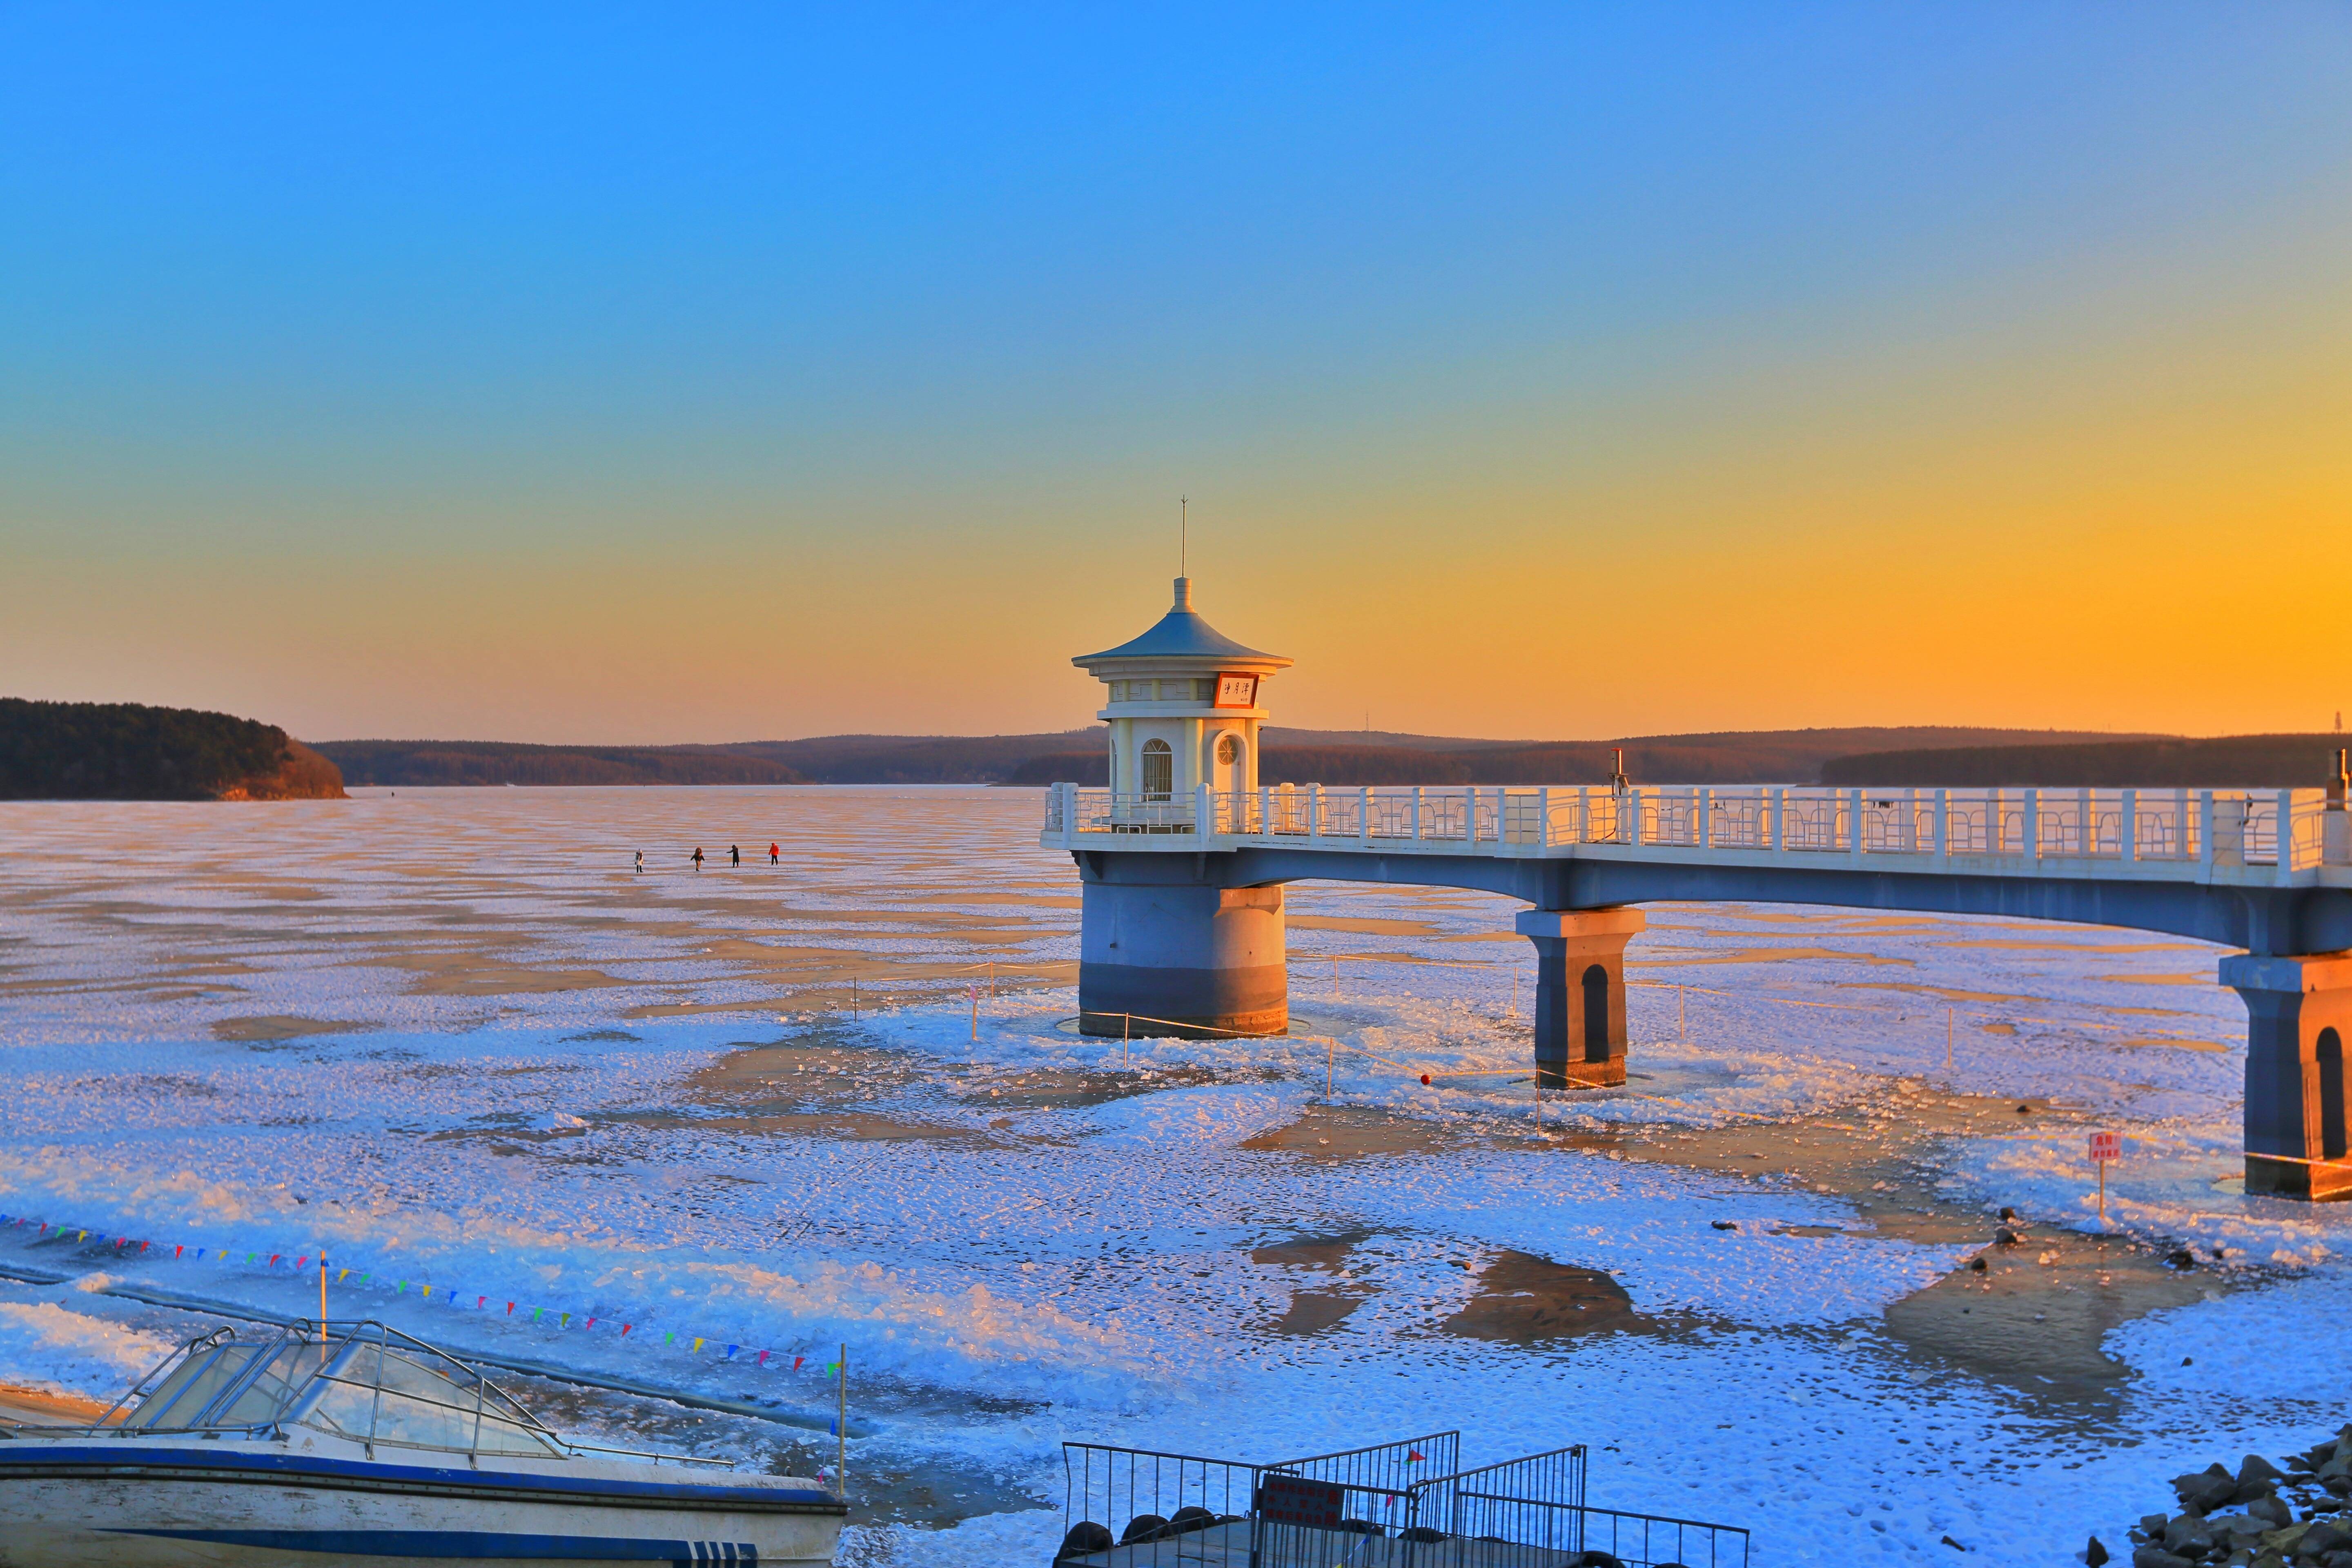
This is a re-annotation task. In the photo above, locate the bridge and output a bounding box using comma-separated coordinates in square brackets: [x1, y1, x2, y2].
[1049, 573, 2352, 1198]
[1042, 778, 2352, 1200]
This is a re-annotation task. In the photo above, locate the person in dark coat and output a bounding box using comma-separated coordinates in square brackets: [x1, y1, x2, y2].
[730, 844, 741, 867]
[692, 847, 704, 871]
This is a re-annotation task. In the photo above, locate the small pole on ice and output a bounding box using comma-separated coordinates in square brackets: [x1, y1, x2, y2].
[1947, 1006, 1956, 1070]
[1677, 987, 1686, 1044]
[1325, 1036, 1334, 1099]
[836, 1343, 849, 1497]
[969, 985, 978, 1042]
[318, 1253, 328, 1333]
[851, 978, 858, 1022]
[1123, 1012, 1131, 1070]
[2089, 1131, 2120, 1223]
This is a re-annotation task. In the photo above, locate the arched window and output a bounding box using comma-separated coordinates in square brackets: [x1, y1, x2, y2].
[1581, 964, 1610, 1063]
[2319, 1027, 2346, 1163]
[1140, 739, 1173, 801]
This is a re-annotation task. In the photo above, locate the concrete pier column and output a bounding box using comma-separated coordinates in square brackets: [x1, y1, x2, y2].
[2222, 951, 2352, 1200]
[1078, 870, 1287, 1038]
[1515, 907, 1646, 1089]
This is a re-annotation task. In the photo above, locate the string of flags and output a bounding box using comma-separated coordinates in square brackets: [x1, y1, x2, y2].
[0, 1213, 845, 1381]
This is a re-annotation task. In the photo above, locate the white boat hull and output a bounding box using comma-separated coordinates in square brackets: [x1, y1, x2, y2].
[0, 1440, 844, 1566]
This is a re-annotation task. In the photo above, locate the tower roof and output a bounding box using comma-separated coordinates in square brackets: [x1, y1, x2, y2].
[1073, 578, 1292, 668]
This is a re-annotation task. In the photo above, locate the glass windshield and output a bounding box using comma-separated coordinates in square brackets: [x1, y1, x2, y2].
[114, 1323, 563, 1458]
[289, 1338, 559, 1458]
[128, 1343, 266, 1429]
[208, 1339, 336, 1427]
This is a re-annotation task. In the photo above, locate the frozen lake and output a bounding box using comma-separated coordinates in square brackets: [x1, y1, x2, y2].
[4, 784, 2350, 1564]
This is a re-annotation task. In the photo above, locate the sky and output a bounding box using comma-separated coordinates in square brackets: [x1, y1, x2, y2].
[3, 4, 2347, 746]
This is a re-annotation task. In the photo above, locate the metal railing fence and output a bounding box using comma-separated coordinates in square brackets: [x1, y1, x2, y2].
[1058, 1437, 1746, 1568]
[1045, 783, 2345, 878]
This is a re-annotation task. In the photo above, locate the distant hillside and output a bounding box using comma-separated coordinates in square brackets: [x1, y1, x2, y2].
[1824, 733, 2352, 788]
[715, 732, 1099, 784]
[1007, 726, 2162, 788]
[311, 724, 2175, 789]
[0, 699, 346, 801]
[318, 740, 804, 788]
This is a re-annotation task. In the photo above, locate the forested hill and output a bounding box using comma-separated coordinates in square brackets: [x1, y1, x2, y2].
[317, 740, 804, 788]
[0, 699, 347, 800]
[1000, 726, 2161, 788]
[1823, 734, 2352, 788]
[312, 725, 2188, 789]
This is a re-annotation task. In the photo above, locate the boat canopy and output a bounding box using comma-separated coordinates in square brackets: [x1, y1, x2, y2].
[103, 1321, 564, 1461]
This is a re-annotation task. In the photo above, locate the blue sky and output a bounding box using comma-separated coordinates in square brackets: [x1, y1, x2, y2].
[4, 5, 2347, 741]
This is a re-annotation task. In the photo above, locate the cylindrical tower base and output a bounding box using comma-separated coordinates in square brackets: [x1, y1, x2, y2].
[1078, 878, 1287, 1039]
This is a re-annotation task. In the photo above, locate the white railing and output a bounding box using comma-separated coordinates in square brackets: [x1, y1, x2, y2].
[1043, 783, 2350, 883]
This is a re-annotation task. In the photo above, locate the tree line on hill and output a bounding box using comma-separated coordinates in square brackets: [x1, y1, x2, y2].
[17, 699, 2345, 800]
[0, 699, 345, 800]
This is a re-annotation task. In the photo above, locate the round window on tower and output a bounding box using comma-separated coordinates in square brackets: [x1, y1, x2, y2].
[1216, 735, 1240, 766]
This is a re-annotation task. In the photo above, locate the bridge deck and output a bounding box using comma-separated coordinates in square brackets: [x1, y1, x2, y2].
[1043, 782, 2352, 891]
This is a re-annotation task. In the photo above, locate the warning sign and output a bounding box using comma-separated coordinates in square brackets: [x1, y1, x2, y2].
[2089, 1131, 2121, 1163]
[1257, 1474, 1345, 1529]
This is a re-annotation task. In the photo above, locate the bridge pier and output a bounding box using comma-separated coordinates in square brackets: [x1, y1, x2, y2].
[2223, 951, 2352, 1200]
[1515, 907, 1645, 1089]
[1076, 869, 1288, 1039]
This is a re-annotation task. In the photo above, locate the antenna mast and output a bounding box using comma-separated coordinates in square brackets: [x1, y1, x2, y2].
[1180, 495, 1187, 577]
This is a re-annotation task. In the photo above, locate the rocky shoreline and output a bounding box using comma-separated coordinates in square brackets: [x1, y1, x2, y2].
[2109, 1431, 2352, 1567]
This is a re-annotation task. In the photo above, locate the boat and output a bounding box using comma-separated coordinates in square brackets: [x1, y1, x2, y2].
[0, 1319, 847, 1566]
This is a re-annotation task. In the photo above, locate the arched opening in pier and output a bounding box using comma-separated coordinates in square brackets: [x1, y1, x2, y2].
[2319, 1028, 2346, 1163]
[1581, 964, 1610, 1062]
[1141, 739, 1172, 802]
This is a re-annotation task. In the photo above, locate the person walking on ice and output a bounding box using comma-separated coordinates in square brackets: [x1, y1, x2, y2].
[634, 850, 643, 873]
[691, 847, 704, 871]
[769, 842, 780, 864]
[730, 844, 740, 867]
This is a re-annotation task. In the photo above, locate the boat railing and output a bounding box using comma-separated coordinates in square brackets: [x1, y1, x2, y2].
[34, 1319, 735, 1475]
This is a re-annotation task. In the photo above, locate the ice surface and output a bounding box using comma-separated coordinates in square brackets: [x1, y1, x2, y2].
[3, 785, 2350, 1565]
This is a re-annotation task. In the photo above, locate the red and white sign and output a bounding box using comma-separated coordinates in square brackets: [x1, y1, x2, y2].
[2088, 1131, 2121, 1163]
[1213, 672, 1258, 709]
